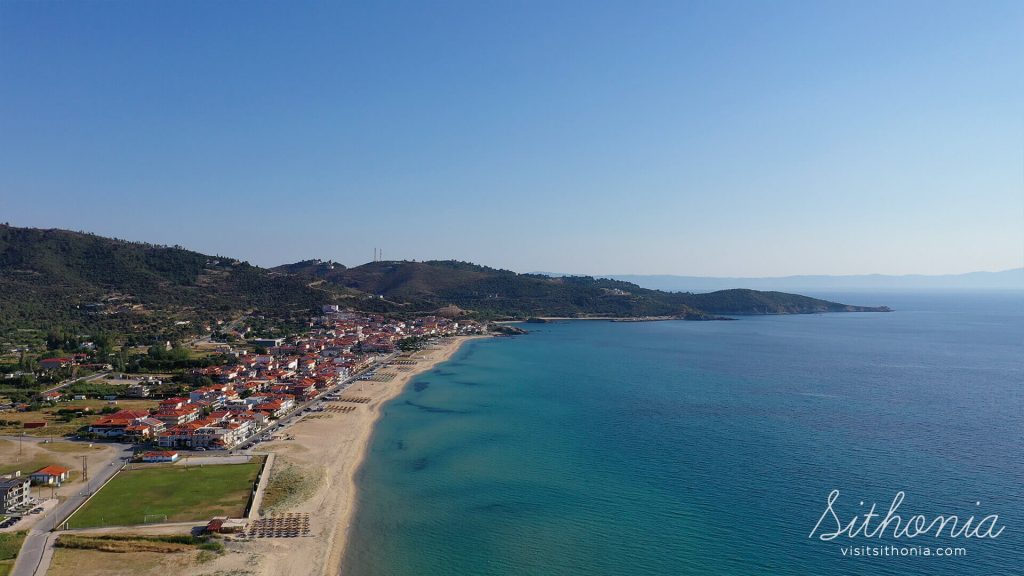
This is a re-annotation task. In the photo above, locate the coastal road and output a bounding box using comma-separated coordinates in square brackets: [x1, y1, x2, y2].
[10, 439, 134, 576]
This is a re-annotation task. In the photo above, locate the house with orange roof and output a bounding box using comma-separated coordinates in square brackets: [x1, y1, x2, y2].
[154, 402, 202, 426]
[142, 451, 179, 463]
[157, 421, 206, 448]
[88, 410, 161, 438]
[30, 465, 71, 486]
[158, 398, 190, 411]
[253, 394, 294, 418]
[39, 391, 64, 402]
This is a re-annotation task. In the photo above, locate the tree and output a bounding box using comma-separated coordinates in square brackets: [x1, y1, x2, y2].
[46, 329, 64, 350]
[114, 347, 129, 372]
[18, 351, 36, 371]
[147, 344, 166, 360]
[93, 332, 114, 355]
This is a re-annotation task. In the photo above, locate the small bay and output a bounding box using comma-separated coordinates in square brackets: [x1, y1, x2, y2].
[343, 292, 1024, 575]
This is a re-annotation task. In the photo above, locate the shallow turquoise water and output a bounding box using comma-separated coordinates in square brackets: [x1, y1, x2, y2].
[343, 292, 1023, 575]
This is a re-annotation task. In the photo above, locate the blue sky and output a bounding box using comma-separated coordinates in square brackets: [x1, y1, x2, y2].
[1, 0, 1021, 276]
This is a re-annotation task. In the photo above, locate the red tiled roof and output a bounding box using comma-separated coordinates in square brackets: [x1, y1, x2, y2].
[33, 465, 70, 476]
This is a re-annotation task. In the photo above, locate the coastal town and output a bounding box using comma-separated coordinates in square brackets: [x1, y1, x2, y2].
[91, 310, 479, 451]
[1, 307, 488, 576]
[5, 309, 479, 447]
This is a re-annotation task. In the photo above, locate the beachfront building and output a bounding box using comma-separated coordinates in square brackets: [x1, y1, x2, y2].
[156, 410, 264, 449]
[191, 420, 251, 449]
[0, 475, 31, 513]
[252, 395, 295, 418]
[29, 465, 71, 486]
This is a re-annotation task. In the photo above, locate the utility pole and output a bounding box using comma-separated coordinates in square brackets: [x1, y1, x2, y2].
[82, 455, 88, 482]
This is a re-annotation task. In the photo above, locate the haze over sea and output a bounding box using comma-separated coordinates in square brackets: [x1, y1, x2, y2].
[344, 292, 1023, 575]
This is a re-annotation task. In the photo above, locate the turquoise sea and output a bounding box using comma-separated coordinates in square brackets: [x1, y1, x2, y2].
[343, 292, 1023, 575]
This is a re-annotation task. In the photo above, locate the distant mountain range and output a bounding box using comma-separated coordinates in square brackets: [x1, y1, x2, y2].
[534, 269, 1024, 293]
[0, 225, 891, 336]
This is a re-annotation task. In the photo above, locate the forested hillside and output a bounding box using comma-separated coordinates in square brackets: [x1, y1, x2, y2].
[0, 225, 889, 340]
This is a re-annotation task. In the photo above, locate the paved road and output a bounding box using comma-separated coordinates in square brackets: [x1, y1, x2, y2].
[10, 439, 134, 576]
[39, 370, 110, 396]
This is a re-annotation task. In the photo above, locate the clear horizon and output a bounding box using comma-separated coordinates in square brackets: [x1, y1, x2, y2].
[2, 1, 1022, 276]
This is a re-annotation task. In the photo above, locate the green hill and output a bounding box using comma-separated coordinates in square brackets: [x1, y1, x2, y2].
[0, 225, 889, 338]
[275, 259, 890, 319]
[0, 225, 342, 334]
[311, 260, 716, 319]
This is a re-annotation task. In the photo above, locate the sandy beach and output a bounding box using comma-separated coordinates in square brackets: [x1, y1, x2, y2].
[199, 335, 486, 576]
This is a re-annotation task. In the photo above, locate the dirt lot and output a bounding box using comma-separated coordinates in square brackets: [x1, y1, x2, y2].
[0, 438, 116, 500]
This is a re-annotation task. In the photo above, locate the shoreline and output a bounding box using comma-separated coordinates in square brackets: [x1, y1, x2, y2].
[203, 335, 487, 576]
[330, 335, 488, 574]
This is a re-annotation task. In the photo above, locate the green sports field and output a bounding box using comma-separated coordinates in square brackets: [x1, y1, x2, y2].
[0, 531, 27, 576]
[67, 460, 262, 528]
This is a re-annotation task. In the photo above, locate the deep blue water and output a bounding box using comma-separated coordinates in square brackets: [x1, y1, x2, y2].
[343, 292, 1024, 575]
